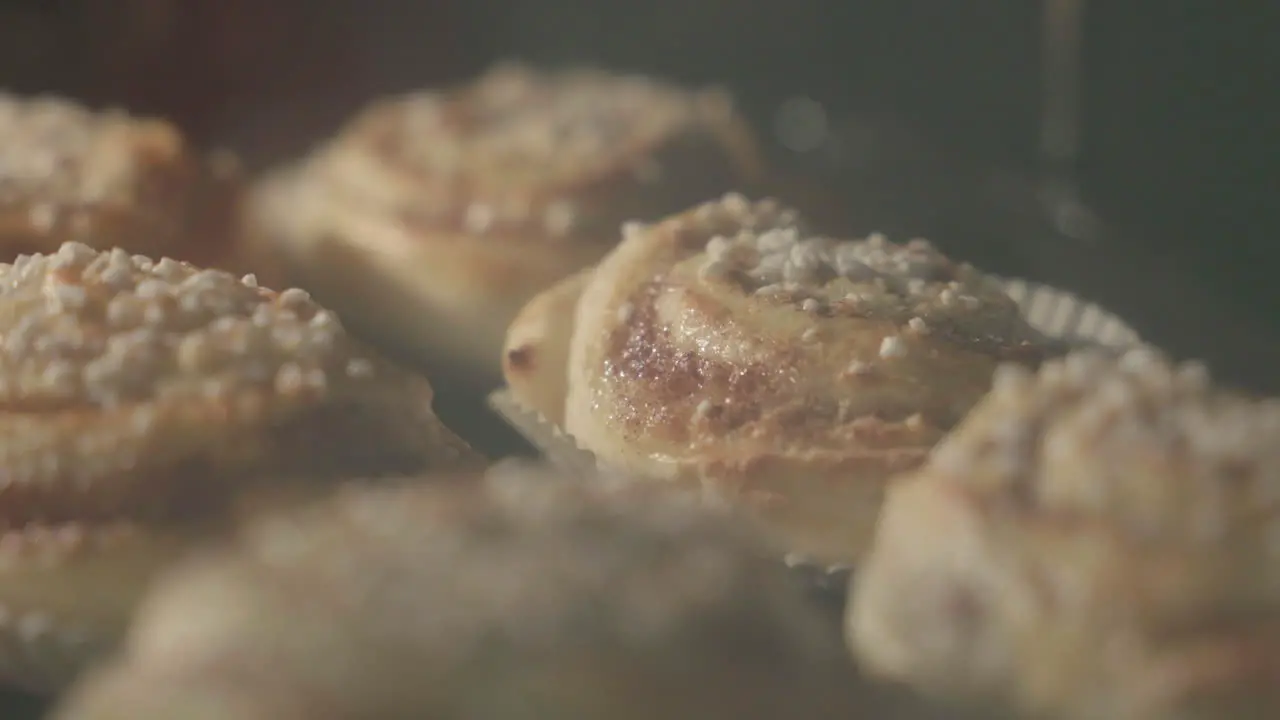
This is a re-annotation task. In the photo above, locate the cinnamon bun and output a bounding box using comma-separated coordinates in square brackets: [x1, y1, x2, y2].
[247, 63, 764, 384]
[849, 348, 1280, 720]
[0, 94, 262, 280]
[53, 461, 881, 720]
[0, 242, 479, 692]
[563, 195, 1057, 567]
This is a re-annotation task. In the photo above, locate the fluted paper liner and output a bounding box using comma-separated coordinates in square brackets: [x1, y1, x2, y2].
[488, 279, 1143, 590]
[997, 276, 1139, 349]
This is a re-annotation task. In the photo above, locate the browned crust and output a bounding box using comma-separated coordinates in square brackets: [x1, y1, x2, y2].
[325, 63, 765, 245]
[565, 196, 1054, 564]
[0, 95, 248, 274]
[601, 280, 1014, 451]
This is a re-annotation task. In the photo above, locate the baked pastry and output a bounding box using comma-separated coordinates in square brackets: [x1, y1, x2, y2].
[0, 242, 480, 693]
[0, 94, 266, 280]
[502, 267, 593, 427]
[562, 194, 1056, 567]
[49, 460, 901, 720]
[247, 62, 764, 385]
[849, 348, 1280, 720]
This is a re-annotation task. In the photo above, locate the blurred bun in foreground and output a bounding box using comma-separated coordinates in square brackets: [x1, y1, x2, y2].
[51, 461, 904, 720]
[851, 348, 1280, 720]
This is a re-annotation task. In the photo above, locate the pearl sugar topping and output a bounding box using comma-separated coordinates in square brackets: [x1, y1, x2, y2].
[936, 348, 1280, 544]
[0, 93, 175, 205]
[690, 195, 1006, 330]
[378, 64, 694, 187]
[0, 242, 374, 408]
[351, 65, 714, 240]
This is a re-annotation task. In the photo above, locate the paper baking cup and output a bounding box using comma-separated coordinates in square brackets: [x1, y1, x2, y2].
[488, 389, 599, 477]
[488, 280, 1143, 596]
[997, 277, 1140, 349]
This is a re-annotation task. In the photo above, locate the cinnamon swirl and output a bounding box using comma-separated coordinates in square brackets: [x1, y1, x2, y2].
[563, 195, 1057, 567]
[52, 461, 882, 720]
[247, 63, 764, 384]
[0, 95, 259, 279]
[849, 348, 1280, 720]
[0, 242, 479, 692]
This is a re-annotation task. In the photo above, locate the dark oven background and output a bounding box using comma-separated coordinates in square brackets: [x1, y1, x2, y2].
[3, 0, 1278, 391]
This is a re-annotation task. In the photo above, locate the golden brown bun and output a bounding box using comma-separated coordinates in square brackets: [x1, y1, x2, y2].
[849, 348, 1280, 720]
[53, 461, 878, 720]
[0, 94, 270, 282]
[0, 242, 480, 693]
[247, 63, 764, 385]
[564, 195, 1056, 567]
[501, 268, 592, 427]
